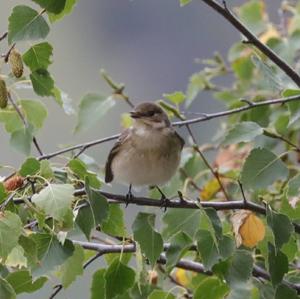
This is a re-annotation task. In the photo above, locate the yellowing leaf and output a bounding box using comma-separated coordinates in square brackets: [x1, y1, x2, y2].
[231, 210, 265, 248]
[240, 213, 265, 248]
[200, 178, 220, 201]
[174, 268, 190, 286]
[259, 25, 279, 44]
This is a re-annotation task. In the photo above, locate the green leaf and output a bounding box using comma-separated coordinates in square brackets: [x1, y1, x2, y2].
[19, 235, 38, 267]
[23, 42, 53, 72]
[232, 56, 254, 81]
[251, 55, 282, 91]
[10, 127, 33, 155]
[5, 245, 27, 269]
[163, 209, 201, 238]
[8, 5, 50, 44]
[132, 213, 163, 267]
[225, 250, 253, 289]
[76, 180, 109, 239]
[238, 0, 266, 35]
[282, 89, 300, 126]
[163, 91, 186, 105]
[148, 290, 175, 299]
[21, 99, 47, 130]
[30, 69, 54, 97]
[0, 212, 22, 261]
[101, 205, 126, 237]
[19, 157, 40, 176]
[31, 234, 74, 276]
[6, 271, 47, 294]
[105, 259, 135, 298]
[180, 0, 192, 6]
[0, 111, 23, 133]
[223, 121, 263, 145]
[275, 284, 299, 299]
[0, 278, 16, 299]
[31, 0, 66, 14]
[48, 0, 78, 22]
[240, 148, 288, 190]
[268, 244, 288, 286]
[165, 231, 193, 272]
[194, 277, 229, 299]
[40, 160, 54, 179]
[196, 229, 220, 270]
[267, 208, 294, 250]
[91, 269, 106, 299]
[32, 184, 74, 222]
[75, 93, 115, 133]
[60, 245, 84, 288]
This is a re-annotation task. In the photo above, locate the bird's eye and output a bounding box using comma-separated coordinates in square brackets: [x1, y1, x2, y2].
[147, 111, 155, 117]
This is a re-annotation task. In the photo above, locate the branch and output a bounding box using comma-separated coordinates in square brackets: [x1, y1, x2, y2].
[71, 189, 300, 234]
[37, 94, 300, 161]
[199, 0, 300, 87]
[71, 240, 300, 293]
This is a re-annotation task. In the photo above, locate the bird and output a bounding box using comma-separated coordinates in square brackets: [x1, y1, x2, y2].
[105, 102, 184, 206]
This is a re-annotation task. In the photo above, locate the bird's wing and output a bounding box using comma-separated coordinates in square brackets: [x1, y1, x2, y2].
[105, 128, 131, 183]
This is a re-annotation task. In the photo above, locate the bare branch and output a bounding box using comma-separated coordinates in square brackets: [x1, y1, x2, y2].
[70, 240, 300, 293]
[199, 0, 300, 87]
[37, 94, 300, 161]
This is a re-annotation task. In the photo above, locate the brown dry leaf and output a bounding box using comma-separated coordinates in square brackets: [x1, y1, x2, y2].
[148, 270, 158, 285]
[214, 144, 251, 170]
[3, 176, 24, 192]
[200, 178, 220, 201]
[231, 210, 265, 248]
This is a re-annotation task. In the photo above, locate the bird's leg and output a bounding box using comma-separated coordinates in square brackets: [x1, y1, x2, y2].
[155, 186, 169, 212]
[125, 184, 133, 207]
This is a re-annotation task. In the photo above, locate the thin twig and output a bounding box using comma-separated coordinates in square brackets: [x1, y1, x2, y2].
[199, 0, 300, 87]
[49, 252, 103, 299]
[0, 32, 8, 42]
[7, 93, 43, 155]
[34, 94, 300, 161]
[263, 129, 300, 151]
[186, 124, 229, 200]
[70, 240, 300, 293]
[238, 180, 247, 204]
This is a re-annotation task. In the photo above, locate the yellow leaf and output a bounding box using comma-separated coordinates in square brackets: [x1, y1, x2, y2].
[200, 178, 220, 201]
[231, 210, 265, 248]
[174, 268, 190, 286]
[239, 212, 265, 248]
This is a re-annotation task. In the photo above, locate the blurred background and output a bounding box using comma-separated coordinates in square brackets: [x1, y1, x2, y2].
[0, 0, 282, 298]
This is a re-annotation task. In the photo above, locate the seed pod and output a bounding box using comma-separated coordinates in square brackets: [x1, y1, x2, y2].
[9, 49, 24, 78]
[0, 77, 8, 109]
[4, 175, 24, 192]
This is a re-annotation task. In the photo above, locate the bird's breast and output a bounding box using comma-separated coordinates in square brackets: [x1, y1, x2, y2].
[111, 128, 182, 186]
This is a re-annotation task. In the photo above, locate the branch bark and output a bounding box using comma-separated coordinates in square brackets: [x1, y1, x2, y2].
[199, 0, 300, 87]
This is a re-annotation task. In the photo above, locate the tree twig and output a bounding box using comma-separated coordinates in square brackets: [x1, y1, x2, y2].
[70, 240, 300, 293]
[36, 94, 300, 161]
[199, 0, 300, 87]
[7, 93, 43, 155]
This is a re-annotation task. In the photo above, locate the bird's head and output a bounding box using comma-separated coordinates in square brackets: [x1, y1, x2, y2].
[130, 102, 170, 128]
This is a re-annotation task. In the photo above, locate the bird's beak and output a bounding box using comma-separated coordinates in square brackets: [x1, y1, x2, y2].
[130, 111, 141, 119]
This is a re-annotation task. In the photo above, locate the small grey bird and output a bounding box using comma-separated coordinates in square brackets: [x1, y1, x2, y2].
[105, 102, 184, 202]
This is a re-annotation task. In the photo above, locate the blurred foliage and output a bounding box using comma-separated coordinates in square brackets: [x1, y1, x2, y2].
[0, 0, 300, 298]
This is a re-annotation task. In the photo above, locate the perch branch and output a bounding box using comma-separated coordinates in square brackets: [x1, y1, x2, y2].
[37, 94, 300, 161]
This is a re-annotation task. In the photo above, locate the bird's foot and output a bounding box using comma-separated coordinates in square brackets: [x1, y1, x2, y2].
[125, 184, 134, 207]
[155, 186, 169, 212]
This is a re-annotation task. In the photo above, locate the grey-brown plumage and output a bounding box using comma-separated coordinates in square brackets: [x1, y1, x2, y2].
[105, 102, 184, 186]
